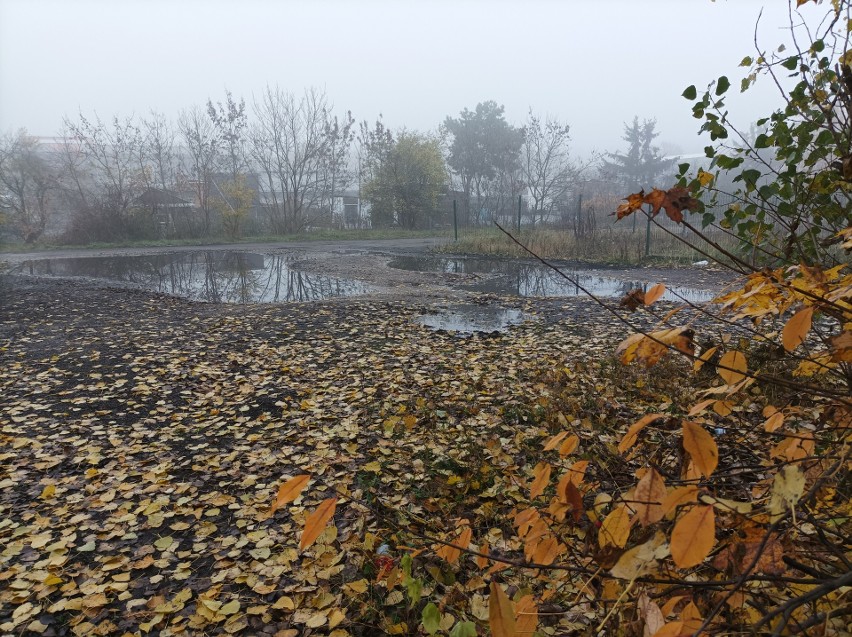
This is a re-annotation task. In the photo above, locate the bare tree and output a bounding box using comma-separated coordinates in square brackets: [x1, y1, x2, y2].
[62, 112, 145, 237]
[249, 87, 353, 233]
[178, 106, 219, 235]
[522, 111, 576, 226]
[140, 111, 177, 192]
[207, 90, 248, 183]
[0, 130, 57, 242]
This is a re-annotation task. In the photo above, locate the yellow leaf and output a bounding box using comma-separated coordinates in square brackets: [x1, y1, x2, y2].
[489, 581, 517, 637]
[40, 485, 56, 499]
[682, 421, 718, 478]
[717, 350, 747, 384]
[782, 306, 814, 351]
[529, 462, 551, 500]
[609, 531, 668, 580]
[344, 579, 369, 596]
[634, 468, 666, 527]
[619, 414, 665, 453]
[271, 475, 310, 512]
[300, 498, 338, 551]
[769, 465, 806, 522]
[697, 169, 714, 187]
[220, 600, 240, 615]
[598, 504, 632, 549]
[644, 283, 666, 306]
[363, 461, 382, 473]
[670, 505, 715, 568]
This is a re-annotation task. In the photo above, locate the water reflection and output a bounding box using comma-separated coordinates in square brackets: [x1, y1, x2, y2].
[416, 304, 527, 333]
[17, 252, 371, 303]
[389, 256, 714, 302]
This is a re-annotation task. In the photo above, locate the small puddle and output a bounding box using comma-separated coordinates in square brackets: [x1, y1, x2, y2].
[15, 252, 371, 303]
[416, 304, 527, 334]
[389, 256, 715, 302]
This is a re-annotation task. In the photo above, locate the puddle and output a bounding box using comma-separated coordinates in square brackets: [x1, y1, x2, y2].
[389, 256, 715, 302]
[14, 252, 371, 303]
[416, 304, 527, 334]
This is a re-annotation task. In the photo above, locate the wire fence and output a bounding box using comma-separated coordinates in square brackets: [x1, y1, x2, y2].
[445, 191, 740, 264]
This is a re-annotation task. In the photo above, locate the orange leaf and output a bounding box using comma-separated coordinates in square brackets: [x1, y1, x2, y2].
[670, 505, 715, 568]
[489, 581, 517, 637]
[634, 468, 666, 527]
[529, 462, 551, 500]
[565, 460, 589, 485]
[558, 434, 580, 456]
[682, 421, 718, 478]
[543, 430, 568, 451]
[782, 306, 814, 352]
[598, 504, 632, 549]
[717, 350, 747, 385]
[763, 411, 785, 433]
[515, 594, 538, 636]
[619, 414, 665, 453]
[299, 497, 338, 551]
[651, 622, 686, 637]
[644, 283, 666, 306]
[271, 475, 311, 513]
[532, 535, 561, 565]
[436, 526, 472, 565]
[614, 191, 645, 220]
[662, 486, 699, 516]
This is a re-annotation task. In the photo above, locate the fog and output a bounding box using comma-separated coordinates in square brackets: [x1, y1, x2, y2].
[0, 0, 814, 156]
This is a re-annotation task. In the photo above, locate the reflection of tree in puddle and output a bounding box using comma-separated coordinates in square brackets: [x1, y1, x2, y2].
[19, 252, 369, 303]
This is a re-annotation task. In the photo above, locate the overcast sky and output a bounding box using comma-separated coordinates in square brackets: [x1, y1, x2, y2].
[0, 0, 818, 157]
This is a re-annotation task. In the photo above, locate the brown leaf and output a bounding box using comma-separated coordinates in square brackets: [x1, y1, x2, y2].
[620, 289, 645, 312]
[634, 468, 667, 526]
[299, 497, 338, 551]
[559, 479, 584, 522]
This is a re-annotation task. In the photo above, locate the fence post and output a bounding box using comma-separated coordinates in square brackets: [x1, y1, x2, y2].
[453, 199, 458, 242]
[644, 206, 652, 257]
[517, 195, 522, 232]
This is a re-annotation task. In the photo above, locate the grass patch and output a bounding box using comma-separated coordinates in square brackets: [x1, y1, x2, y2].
[441, 226, 738, 266]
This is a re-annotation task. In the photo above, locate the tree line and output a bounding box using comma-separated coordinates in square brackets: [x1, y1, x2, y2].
[0, 87, 673, 244]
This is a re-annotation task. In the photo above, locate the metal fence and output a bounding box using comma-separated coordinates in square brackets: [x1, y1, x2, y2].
[447, 191, 739, 264]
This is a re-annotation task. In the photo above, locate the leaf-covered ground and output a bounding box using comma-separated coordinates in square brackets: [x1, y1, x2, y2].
[0, 275, 649, 635]
[5, 272, 838, 636]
